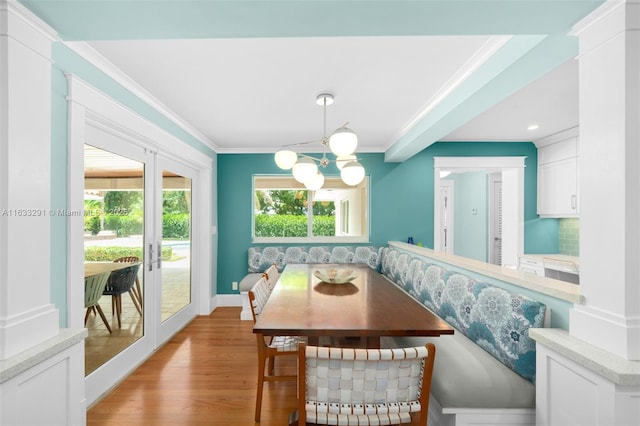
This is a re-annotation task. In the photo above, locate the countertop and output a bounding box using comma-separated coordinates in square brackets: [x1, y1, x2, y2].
[389, 242, 583, 304]
[530, 328, 640, 386]
[520, 253, 580, 272]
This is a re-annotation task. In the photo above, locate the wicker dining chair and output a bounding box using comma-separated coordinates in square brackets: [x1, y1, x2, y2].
[263, 263, 280, 293]
[84, 271, 113, 333]
[248, 276, 306, 422]
[113, 256, 143, 308]
[292, 342, 436, 426]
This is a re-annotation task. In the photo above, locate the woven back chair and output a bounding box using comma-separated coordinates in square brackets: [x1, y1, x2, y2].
[103, 263, 142, 328]
[294, 342, 436, 426]
[113, 256, 143, 307]
[263, 263, 279, 292]
[249, 277, 306, 422]
[84, 271, 113, 333]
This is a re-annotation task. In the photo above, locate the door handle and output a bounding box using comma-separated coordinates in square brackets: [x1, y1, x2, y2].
[157, 242, 162, 270]
[148, 243, 154, 272]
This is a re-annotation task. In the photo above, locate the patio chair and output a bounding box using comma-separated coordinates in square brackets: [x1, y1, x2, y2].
[103, 263, 142, 328]
[249, 276, 306, 422]
[113, 256, 143, 308]
[291, 342, 436, 426]
[84, 271, 113, 333]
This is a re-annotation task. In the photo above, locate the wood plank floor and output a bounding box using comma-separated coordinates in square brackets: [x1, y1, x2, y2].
[87, 307, 298, 425]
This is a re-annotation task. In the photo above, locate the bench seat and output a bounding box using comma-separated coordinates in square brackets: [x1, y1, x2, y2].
[378, 245, 544, 425]
[384, 333, 535, 425]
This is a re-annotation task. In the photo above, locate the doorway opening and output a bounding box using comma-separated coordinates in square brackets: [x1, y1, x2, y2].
[434, 156, 525, 268]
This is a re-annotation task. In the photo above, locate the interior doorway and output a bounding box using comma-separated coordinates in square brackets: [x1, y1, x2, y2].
[433, 156, 525, 268]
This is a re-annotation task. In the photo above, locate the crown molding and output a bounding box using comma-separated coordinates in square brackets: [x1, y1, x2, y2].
[64, 41, 218, 152]
[534, 126, 579, 148]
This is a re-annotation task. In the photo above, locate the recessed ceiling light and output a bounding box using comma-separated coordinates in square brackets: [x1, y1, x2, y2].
[527, 124, 540, 131]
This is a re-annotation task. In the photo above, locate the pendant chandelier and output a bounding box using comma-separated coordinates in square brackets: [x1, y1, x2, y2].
[274, 93, 365, 191]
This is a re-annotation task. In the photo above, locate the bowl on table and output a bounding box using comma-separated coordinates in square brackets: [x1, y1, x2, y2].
[313, 268, 358, 284]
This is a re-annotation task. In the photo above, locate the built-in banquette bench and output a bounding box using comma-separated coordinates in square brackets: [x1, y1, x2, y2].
[239, 243, 549, 426]
[378, 244, 549, 426]
[239, 245, 382, 320]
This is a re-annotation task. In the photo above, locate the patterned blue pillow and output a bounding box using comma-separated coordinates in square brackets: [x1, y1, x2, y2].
[248, 245, 382, 273]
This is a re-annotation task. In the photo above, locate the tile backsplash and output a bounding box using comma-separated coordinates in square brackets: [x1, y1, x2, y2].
[559, 218, 579, 256]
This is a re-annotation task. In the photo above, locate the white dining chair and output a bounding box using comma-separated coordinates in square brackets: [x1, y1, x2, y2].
[292, 342, 436, 426]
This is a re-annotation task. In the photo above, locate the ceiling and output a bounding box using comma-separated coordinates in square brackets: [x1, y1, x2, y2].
[20, 1, 602, 162]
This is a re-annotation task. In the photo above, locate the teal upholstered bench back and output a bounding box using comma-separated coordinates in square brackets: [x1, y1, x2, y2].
[379, 246, 546, 382]
[248, 246, 382, 273]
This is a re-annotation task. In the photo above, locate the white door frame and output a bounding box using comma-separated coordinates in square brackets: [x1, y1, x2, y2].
[67, 75, 212, 405]
[488, 172, 502, 265]
[434, 156, 525, 268]
[438, 179, 455, 254]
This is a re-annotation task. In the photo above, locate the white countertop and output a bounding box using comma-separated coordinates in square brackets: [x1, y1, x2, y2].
[530, 328, 640, 386]
[0, 328, 87, 383]
[520, 253, 580, 273]
[388, 241, 583, 304]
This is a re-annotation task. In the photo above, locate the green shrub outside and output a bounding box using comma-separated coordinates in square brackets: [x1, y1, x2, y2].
[254, 214, 335, 237]
[162, 213, 190, 239]
[84, 246, 173, 262]
[97, 213, 188, 239]
[104, 214, 143, 237]
[87, 215, 101, 235]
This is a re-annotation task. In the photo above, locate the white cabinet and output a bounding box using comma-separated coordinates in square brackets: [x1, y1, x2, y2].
[536, 129, 579, 217]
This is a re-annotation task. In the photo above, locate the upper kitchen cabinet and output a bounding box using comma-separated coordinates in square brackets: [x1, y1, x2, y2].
[536, 128, 579, 218]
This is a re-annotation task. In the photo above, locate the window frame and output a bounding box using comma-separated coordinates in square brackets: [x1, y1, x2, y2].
[252, 174, 370, 243]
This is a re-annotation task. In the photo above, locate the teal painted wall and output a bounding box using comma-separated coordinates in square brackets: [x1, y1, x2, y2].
[50, 43, 217, 326]
[452, 172, 488, 262]
[217, 141, 559, 294]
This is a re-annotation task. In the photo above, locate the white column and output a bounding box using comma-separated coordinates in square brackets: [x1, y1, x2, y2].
[571, 0, 640, 360]
[0, 0, 59, 359]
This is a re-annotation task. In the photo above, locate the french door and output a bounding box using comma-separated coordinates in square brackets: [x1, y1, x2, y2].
[68, 75, 212, 406]
[150, 154, 196, 343]
[82, 128, 198, 403]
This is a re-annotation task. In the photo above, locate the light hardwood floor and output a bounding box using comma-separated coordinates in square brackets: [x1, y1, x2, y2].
[87, 306, 298, 425]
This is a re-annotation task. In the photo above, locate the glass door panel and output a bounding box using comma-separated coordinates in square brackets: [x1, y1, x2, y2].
[160, 172, 192, 322]
[153, 155, 197, 344]
[83, 144, 145, 375]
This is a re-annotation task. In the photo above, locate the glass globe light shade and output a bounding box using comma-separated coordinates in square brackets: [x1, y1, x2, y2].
[329, 126, 358, 157]
[340, 161, 365, 186]
[274, 150, 298, 170]
[335, 154, 357, 170]
[292, 158, 318, 184]
[304, 171, 325, 191]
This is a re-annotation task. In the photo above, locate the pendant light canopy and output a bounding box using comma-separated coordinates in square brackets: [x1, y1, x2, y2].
[274, 94, 365, 189]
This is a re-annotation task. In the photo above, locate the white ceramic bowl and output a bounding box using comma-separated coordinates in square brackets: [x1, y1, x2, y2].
[313, 268, 358, 284]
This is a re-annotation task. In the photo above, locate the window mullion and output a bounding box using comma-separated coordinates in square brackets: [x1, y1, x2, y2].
[307, 190, 313, 237]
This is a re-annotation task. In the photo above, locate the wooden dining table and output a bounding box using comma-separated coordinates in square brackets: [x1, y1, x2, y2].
[84, 262, 135, 278]
[253, 263, 454, 348]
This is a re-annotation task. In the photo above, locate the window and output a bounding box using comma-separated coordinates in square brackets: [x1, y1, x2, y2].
[253, 175, 369, 243]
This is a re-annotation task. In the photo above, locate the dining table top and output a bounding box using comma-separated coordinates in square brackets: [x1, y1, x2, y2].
[252, 263, 454, 342]
[84, 261, 139, 278]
